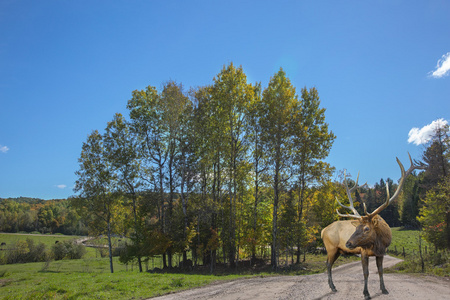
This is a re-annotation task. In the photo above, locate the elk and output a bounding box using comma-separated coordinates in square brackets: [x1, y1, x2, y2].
[321, 154, 425, 300]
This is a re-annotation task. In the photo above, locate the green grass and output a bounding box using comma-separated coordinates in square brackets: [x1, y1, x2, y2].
[0, 233, 82, 249]
[0, 253, 361, 300]
[0, 257, 247, 300]
[389, 227, 433, 257]
[386, 228, 449, 277]
[0, 233, 101, 258]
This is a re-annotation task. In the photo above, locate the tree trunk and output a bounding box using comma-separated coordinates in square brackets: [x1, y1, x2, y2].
[107, 219, 114, 273]
[447, 211, 450, 250]
[272, 168, 279, 270]
[271, 137, 282, 270]
[159, 158, 167, 269]
[252, 165, 259, 262]
[129, 188, 143, 273]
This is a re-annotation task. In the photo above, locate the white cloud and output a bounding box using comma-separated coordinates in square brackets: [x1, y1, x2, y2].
[0, 145, 9, 153]
[408, 118, 449, 145]
[56, 184, 67, 189]
[429, 52, 450, 78]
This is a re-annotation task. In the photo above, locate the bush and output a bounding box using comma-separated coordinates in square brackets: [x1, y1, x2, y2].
[51, 240, 86, 260]
[1, 239, 48, 264]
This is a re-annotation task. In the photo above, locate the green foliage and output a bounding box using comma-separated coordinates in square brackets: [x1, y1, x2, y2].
[74, 130, 125, 273]
[418, 180, 450, 250]
[70, 63, 338, 272]
[0, 238, 48, 264]
[399, 173, 423, 228]
[413, 123, 450, 250]
[51, 240, 87, 260]
[0, 198, 87, 235]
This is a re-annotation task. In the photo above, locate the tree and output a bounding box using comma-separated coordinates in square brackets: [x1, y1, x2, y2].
[73, 130, 120, 273]
[127, 86, 170, 267]
[418, 122, 450, 249]
[104, 113, 148, 272]
[175, 90, 196, 265]
[418, 179, 450, 250]
[421, 140, 450, 191]
[210, 63, 254, 267]
[291, 87, 335, 262]
[247, 82, 269, 261]
[260, 68, 297, 269]
[160, 81, 191, 267]
[399, 172, 422, 228]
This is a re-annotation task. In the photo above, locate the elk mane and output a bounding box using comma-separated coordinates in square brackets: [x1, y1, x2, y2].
[372, 215, 392, 256]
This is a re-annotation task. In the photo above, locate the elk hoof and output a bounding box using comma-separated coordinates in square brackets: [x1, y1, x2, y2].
[331, 287, 337, 293]
[382, 289, 389, 295]
[364, 293, 371, 300]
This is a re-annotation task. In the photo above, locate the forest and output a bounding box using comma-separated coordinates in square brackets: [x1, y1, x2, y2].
[0, 197, 87, 235]
[1, 63, 449, 273]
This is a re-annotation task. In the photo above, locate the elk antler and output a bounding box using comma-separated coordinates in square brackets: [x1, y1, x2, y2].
[336, 171, 367, 219]
[367, 153, 427, 218]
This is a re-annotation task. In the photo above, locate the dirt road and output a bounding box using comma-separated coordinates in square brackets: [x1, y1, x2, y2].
[150, 256, 450, 300]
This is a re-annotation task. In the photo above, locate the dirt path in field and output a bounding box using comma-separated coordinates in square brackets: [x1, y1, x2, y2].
[150, 256, 450, 300]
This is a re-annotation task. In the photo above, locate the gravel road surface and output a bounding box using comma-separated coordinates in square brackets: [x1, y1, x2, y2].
[150, 256, 450, 300]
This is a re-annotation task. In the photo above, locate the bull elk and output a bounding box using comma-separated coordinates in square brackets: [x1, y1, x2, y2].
[321, 154, 425, 300]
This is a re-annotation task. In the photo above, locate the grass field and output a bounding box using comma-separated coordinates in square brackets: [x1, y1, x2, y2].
[0, 233, 81, 248]
[386, 228, 449, 276]
[388, 227, 432, 256]
[0, 256, 249, 299]
[0, 253, 362, 300]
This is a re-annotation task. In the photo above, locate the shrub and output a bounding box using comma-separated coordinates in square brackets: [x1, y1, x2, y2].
[52, 242, 67, 260]
[2, 239, 48, 264]
[51, 240, 86, 260]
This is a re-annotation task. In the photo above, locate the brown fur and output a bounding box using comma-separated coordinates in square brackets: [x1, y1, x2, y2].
[345, 215, 392, 256]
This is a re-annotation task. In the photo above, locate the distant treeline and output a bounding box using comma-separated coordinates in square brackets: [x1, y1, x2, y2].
[0, 197, 88, 235]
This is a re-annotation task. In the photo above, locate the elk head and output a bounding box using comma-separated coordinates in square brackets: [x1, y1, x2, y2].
[336, 153, 426, 254]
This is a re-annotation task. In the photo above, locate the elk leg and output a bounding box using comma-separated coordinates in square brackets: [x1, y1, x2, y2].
[326, 251, 340, 292]
[361, 254, 371, 300]
[376, 256, 389, 294]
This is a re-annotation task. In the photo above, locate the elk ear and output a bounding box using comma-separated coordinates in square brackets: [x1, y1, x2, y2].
[351, 220, 360, 227]
[372, 216, 379, 227]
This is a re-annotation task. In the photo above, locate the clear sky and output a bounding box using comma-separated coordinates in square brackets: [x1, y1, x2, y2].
[1, 1, 449, 200]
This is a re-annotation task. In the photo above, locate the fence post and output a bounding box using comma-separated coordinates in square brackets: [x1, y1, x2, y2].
[402, 247, 406, 258]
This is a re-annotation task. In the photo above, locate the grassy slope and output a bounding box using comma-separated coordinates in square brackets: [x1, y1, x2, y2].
[386, 228, 449, 276]
[388, 227, 432, 255]
[0, 257, 245, 299]
[0, 233, 81, 248]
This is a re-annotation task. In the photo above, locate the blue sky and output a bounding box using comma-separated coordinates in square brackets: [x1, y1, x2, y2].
[1, 1, 449, 200]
